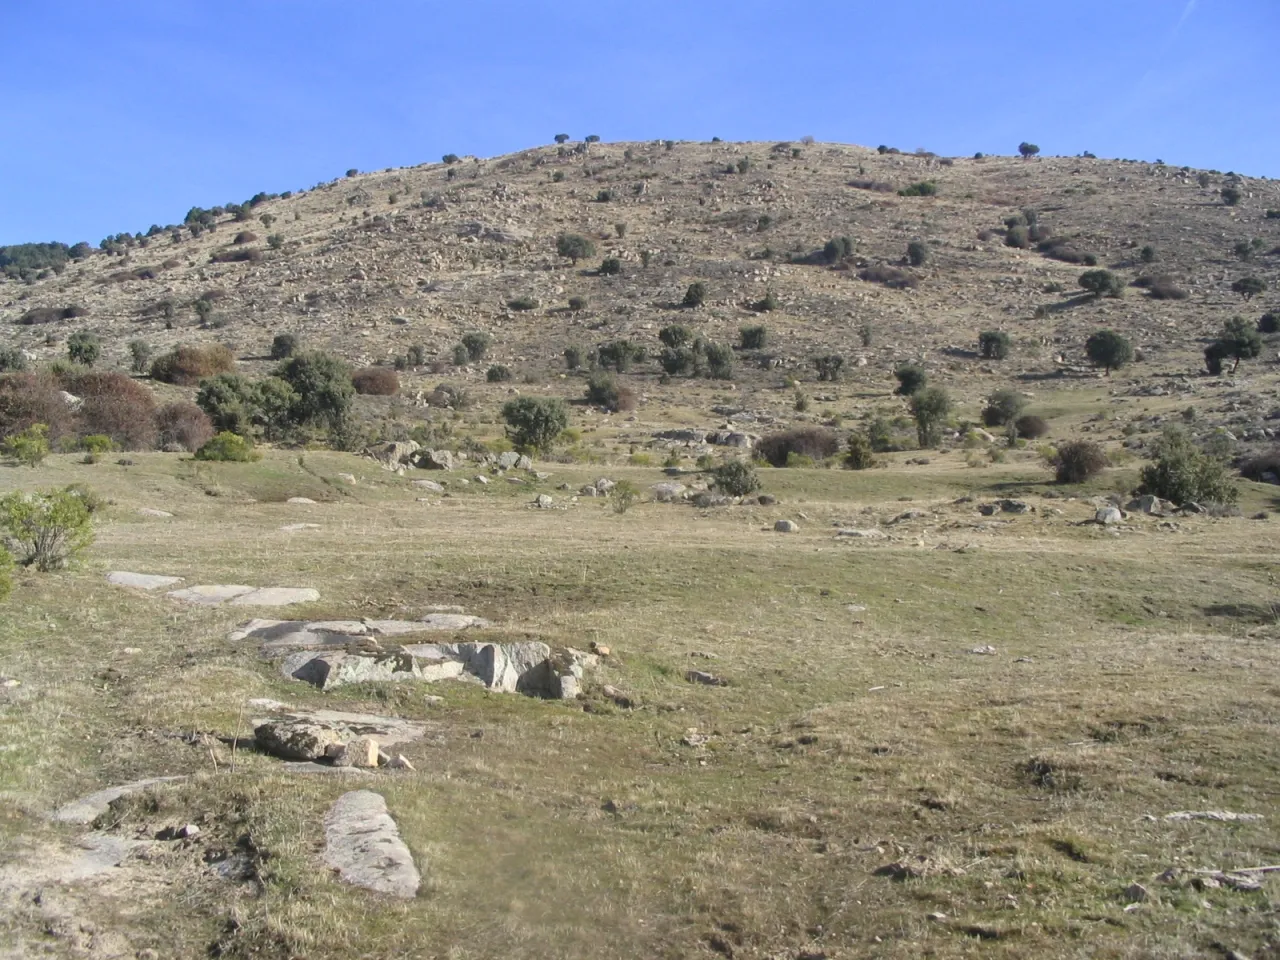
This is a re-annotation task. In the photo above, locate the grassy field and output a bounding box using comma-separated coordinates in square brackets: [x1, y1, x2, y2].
[1, 442, 1278, 960]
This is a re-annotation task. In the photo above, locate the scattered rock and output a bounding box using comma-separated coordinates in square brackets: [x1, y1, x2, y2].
[533, 494, 554, 508]
[836, 528, 887, 540]
[412, 479, 445, 493]
[323, 791, 420, 899]
[137, 508, 173, 518]
[364, 440, 420, 471]
[280, 523, 321, 532]
[774, 520, 799, 533]
[1164, 810, 1263, 822]
[999, 500, 1031, 515]
[286, 497, 317, 505]
[1095, 506, 1124, 525]
[757, 494, 777, 506]
[969, 645, 997, 655]
[1123, 883, 1149, 903]
[106, 571, 183, 590]
[254, 719, 348, 761]
[1126, 495, 1169, 515]
[686, 670, 728, 687]
[650, 482, 688, 502]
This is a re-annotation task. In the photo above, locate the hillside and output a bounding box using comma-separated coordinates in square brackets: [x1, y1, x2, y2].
[3, 140, 1279, 448]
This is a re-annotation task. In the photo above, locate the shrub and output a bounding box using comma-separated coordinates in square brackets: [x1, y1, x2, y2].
[128, 340, 153, 374]
[894, 364, 927, 396]
[1144, 276, 1188, 300]
[563, 346, 583, 370]
[979, 330, 1011, 360]
[501, 397, 568, 452]
[1052, 439, 1107, 484]
[1038, 237, 1097, 265]
[1207, 316, 1262, 372]
[276, 351, 354, 429]
[597, 340, 645, 373]
[1139, 427, 1237, 504]
[898, 181, 937, 197]
[0, 373, 75, 442]
[814, 354, 844, 381]
[16, 305, 85, 325]
[1085, 330, 1134, 375]
[660, 346, 702, 376]
[711, 460, 760, 496]
[197, 374, 294, 438]
[584, 371, 634, 411]
[1240, 450, 1280, 483]
[982, 388, 1026, 427]
[554, 133, 570, 144]
[461, 332, 491, 362]
[79, 434, 114, 462]
[556, 234, 595, 264]
[682, 282, 708, 308]
[2, 423, 49, 466]
[1080, 269, 1124, 299]
[702, 342, 734, 380]
[659, 324, 695, 349]
[195, 431, 260, 462]
[822, 237, 854, 263]
[756, 428, 839, 467]
[0, 347, 27, 373]
[1140, 245, 1157, 263]
[752, 290, 779, 312]
[608, 479, 639, 514]
[486, 364, 512, 383]
[907, 240, 929, 266]
[1014, 414, 1050, 439]
[0, 545, 11, 601]
[844, 433, 875, 470]
[67, 332, 100, 367]
[0, 487, 95, 571]
[1019, 142, 1040, 158]
[150, 344, 235, 385]
[1221, 186, 1242, 206]
[352, 366, 399, 395]
[1258, 313, 1279, 334]
[858, 264, 917, 289]
[233, 231, 257, 245]
[155, 402, 214, 451]
[568, 296, 588, 312]
[1231, 276, 1266, 301]
[910, 387, 950, 447]
[270, 333, 300, 359]
[1005, 225, 1030, 249]
[67, 371, 157, 449]
[508, 296, 539, 311]
[209, 247, 262, 264]
[597, 257, 622, 277]
[740, 325, 768, 350]
[452, 344, 470, 366]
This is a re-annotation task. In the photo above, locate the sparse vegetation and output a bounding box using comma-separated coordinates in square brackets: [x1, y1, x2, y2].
[270, 333, 300, 360]
[194, 430, 260, 462]
[0, 486, 95, 570]
[150, 344, 235, 385]
[978, 330, 1010, 360]
[501, 397, 568, 452]
[66, 332, 100, 367]
[756, 428, 839, 467]
[844, 433, 875, 469]
[556, 233, 595, 264]
[739, 325, 767, 349]
[1085, 329, 1134, 375]
[710, 459, 760, 496]
[2, 423, 50, 467]
[894, 364, 927, 396]
[461, 332, 492, 362]
[910, 387, 950, 447]
[1051, 439, 1107, 483]
[1079, 269, 1125, 299]
[813, 354, 844, 381]
[486, 364, 512, 383]
[1139, 427, 1237, 504]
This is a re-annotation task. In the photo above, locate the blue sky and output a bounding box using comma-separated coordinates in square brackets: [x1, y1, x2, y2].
[1, 0, 1276, 246]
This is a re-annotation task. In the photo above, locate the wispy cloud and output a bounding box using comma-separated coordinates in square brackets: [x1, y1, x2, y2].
[1173, 0, 1198, 34]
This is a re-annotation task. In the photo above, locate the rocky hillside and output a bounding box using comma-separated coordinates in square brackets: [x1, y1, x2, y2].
[2, 139, 1278, 430]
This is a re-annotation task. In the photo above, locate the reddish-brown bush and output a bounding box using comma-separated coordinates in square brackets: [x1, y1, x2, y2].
[155, 401, 214, 452]
[858, 264, 918, 289]
[352, 366, 399, 395]
[16, 305, 86, 325]
[1014, 414, 1050, 439]
[63, 371, 157, 450]
[232, 231, 258, 245]
[756, 427, 840, 466]
[150, 344, 236, 385]
[0, 372, 76, 441]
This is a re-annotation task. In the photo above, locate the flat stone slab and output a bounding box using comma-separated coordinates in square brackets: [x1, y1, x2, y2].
[52, 777, 187, 825]
[323, 790, 420, 898]
[836, 529, 888, 540]
[137, 508, 173, 518]
[287, 497, 317, 504]
[231, 615, 489, 652]
[252, 706, 426, 749]
[8, 834, 149, 888]
[280, 523, 322, 532]
[168, 585, 319, 607]
[107, 571, 183, 590]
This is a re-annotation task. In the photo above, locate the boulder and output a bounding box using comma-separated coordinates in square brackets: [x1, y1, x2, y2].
[516, 454, 533, 471]
[495, 451, 520, 470]
[1095, 506, 1124, 525]
[650, 482, 688, 502]
[999, 500, 1031, 515]
[533, 494, 554, 509]
[323, 791, 420, 899]
[469, 641, 553, 693]
[255, 719, 347, 760]
[774, 520, 799, 533]
[413, 479, 445, 493]
[1126, 494, 1169, 515]
[332, 736, 381, 769]
[417, 449, 455, 471]
[365, 440, 419, 471]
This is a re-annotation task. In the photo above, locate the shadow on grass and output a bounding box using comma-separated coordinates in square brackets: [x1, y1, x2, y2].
[1202, 602, 1279, 624]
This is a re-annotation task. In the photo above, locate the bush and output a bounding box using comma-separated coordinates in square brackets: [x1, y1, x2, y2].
[907, 240, 929, 266]
[702, 342, 734, 380]
[820, 236, 854, 264]
[894, 365, 927, 396]
[270, 333, 300, 359]
[1139, 427, 1237, 504]
[898, 181, 937, 197]
[276, 351, 354, 429]
[608, 479, 639, 514]
[858, 264, 918, 289]
[233, 231, 257, 245]
[1143, 275, 1189, 300]
[1209, 316, 1263, 372]
[79, 434, 114, 462]
[194, 431, 260, 462]
[0, 347, 27, 373]
[501, 397, 568, 452]
[508, 296, 540, 311]
[1014, 414, 1050, 439]
[1018, 142, 1040, 158]
[128, 340, 153, 374]
[209, 247, 262, 264]
[1038, 237, 1097, 265]
[352, 366, 399, 395]
[1085, 329, 1134, 375]
[910, 387, 950, 447]
[67, 332, 100, 367]
[1240, 450, 1280, 483]
[154, 402, 214, 452]
[0, 373, 76, 442]
[1051, 439, 1107, 484]
[461, 332, 491, 362]
[563, 346, 583, 370]
[196, 373, 294, 439]
[568, 296, 587, 312]
[66, 371, 157, 450]
[1221, 186, 1241, 206]
[1005, 225, 1030, 249]
[0, 485, 95, 573]
[597, 340, 645, 373]
[982, 388, 1026, 427]
[660, 346, 702, 376]
[452, 344, 470, 366]
[1231, 276, 1266, 301]
[844, 433, 875, 470]
[486, 364, 513, 383]
[1259, 313, 1279, 335]
[814, 354, 844, 381]
[1080, 269, 1125, 299]
[2, 423, 49, 466]
[682, 282, 707, 308]
[753, 290, 779, 312]
[584, 372, 634, 411]
[150, 344, 235, 385]
[659, 324, 695, 349]
[711, 460, 760, 496]
[598, 257, 622, 277]
[979, 330, 1011, 360]
[1140, 245, 1157, 263]
[740, 325, 768, 350]
[556, 234, 595, 264]
[756, 428, 840, 467]
[16, 305, 85, 325]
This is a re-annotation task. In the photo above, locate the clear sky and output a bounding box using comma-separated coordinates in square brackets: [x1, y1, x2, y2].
[1, 0, 1275, 246]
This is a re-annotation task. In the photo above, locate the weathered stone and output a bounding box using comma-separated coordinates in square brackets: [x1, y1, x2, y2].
[323, 791, 420, 898]
[417, 449, 454, 471]
[1095, 506, 1124, 525]
[774, 520, 799, 533]
[107, 571, 183, 590]
[1126, 495, 1168, 515]
[254, 719, 347, 761]
[650, 482, 687, 502]
[516, 455, 533, 471]
[556, 675, 580, 699]
[167, 584, 256, 605]
[686, 670, 729, 687]
[757, 494, 777, 505]
[999, 499, 1031, 514]
[412, 479, 445, 493]
[836, 528, 887, 540]
[365, 440, 419, 470]
[335, 736, 381, 769]
[495, 451, 520, 470]
[230, 587, 321, 607]
[286, 497, 317, 504]
[52, 777, 187, 824]
[137, 508, 173, 518]
[470, 641, 553, 693]
[533, 494, 554, 509]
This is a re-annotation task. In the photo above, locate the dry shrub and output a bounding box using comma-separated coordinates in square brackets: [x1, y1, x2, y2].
[1239, 450, 1280, 483]
[1038, 236, 1097, 265]
[198, 288, 227, 302]
[1142, 276, 1189, 300]
[1015, 414, 1049, 439]
[352, 367, 399, 395]
[0, 372, 76, 441]
[210, 248, 262, 264]
[847, 179, 895, 193]
[858, 264, 918, 289]
[232, 231, 258, 245]
[614, 384, 638, 412]
[756, 427, 840, 467]
[150, 344, 235, 385]
[63, 371, 157, 450]
[17, 305, 85, 325]
[1052, 439, 1107, 484]
[155, 401, 214, 452]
